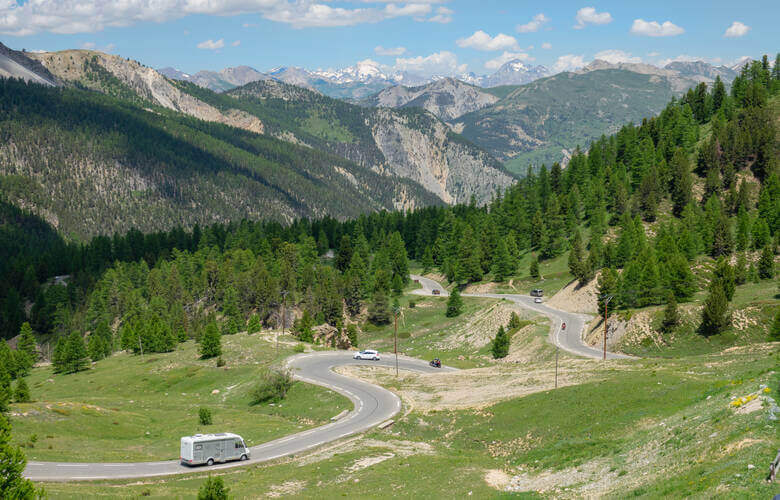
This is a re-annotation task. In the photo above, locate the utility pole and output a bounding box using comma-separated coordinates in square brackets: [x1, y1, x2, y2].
[392, 302, 400, 377]
[279, 290, 288, 356]
[602, 295, 613, 361]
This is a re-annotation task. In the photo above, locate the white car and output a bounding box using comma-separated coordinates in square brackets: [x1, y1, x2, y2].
[534, 297, 543, 303]
[353, 349, 380, 361]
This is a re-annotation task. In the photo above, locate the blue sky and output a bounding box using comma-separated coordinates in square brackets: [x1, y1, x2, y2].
[1, 1, 777, 76]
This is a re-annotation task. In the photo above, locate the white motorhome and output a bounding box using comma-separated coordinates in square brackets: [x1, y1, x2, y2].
[180, 433, 250, 466]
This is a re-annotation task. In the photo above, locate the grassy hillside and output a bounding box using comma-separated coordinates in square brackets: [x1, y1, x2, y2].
[455, 69, 678, 174]
[39, 296, 779, 498]
[10, 332, 346, 462]
[0, 78, 440, 239]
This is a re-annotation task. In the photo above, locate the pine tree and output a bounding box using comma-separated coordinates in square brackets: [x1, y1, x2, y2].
[529, 257, 540, 280]
[13, 379, 30, 403]
[508, 312, 522, 330]
[446, 288, 463, 318]
[391, 274, 404, 297]
[247, 314, 261, 334]
[0, 414, 38, 499]
[346, 324, 358, 348]
[64, 331, 89, 374]
[421, 247, 434, 274]
[713, 258, 736, 301]
[770, 310, 780, 341]
[87, 333, 107, 362]
[757, 244, 775, 279]
[51, 336, 67, 374]
[670, 149, 693, 216]
[491, 237, 513, 282]
[700, 281, 731, 337]
[16, 323, 37, 364]
[199, 321, 222, 359]
[734, 253, 748, 285]
[368, 290, 391, 326]
[568, 230, 585, 283]
[491, 325, 510, 359]
[661, 293, 679, 333]
[597, 267, 620, 316]
[711, 213, 733, 257]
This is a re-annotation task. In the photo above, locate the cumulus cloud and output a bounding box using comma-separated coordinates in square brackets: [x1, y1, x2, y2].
[457, 30, 519, 51]
[541, 42, 552, 49]
[484, 51, 533, 70]
[593, 49, 641, 64]
[428, 6, 453, 24]
[552, 54, 585, 73]
[231, 40, 241, 46]
[724, 21, 750, 38]
[630, 19, 684, 37]
[197, 38, 224, 50]
[375, 45, 406, 56]
[574, 7, 612, 29]
[393, 50, 466, 77]
[0, 0, 446, 35]
[516, 13, 549, 33]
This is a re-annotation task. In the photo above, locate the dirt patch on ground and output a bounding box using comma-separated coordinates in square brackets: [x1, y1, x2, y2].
[462, 282, 498, 294]
[266, 480, 306, 497]
[335, 362, 604, 411]
[347, 453, 396, 472]
[723, 438, 763, 454]
[296, 437, 434, 467]
[484, 469, 512, 489]
[436, 301, 532, 349]
[546, 276, 599, 314]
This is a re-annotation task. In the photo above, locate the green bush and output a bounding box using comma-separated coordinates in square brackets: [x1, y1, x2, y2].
[198, 407, 212, 425]
[408, 300, 416, 308]
[293, 343, 305, 353]
[346, 324, 358, 348]
[250, 369, 295, 405]
[198, 475, 229, 500]
[14, 378, 31, 403]
[216, 356, 225, 367]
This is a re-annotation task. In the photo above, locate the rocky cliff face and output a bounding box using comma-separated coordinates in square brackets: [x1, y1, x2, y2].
[29, 50, 264, 134]
[363, 78, 499, 121]
[369, 109, 513, 204]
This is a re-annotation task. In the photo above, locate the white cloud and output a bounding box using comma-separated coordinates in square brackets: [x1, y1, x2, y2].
[484, 51, 533, 70]
[656, 54, 708, 66]
[630, 19, 684, 37]
[647, 51, 660, 57]
[394, 50, 466, 77]
[724, 21, 750, 38]
[0, 0, 447, 35]
[105, 43, 116, 52]
[457, 30, 519, 51]
[80, 41, 96, 49]
[552, 54, 585, 73]
[197, 38, 224, 50]
[593, 49, 641, 64]
[231, 40, 241, 46]
[428, 6, 453, 24]
[375, 45, 406, 56]
[574, 7, 612, 29]
[541, 42, 552, 49]
[516, 13, 549, 33]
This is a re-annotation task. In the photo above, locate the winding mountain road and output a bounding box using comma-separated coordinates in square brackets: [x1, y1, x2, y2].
[24, 352, 454, 482]
[410, 274, 632, 360]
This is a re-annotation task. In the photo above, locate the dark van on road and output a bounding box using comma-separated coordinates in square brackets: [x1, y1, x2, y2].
[530, 289, 543, 297]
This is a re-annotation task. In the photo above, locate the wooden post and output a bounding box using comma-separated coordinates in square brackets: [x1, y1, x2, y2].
[768, 448, 780, 482]
[603, 299, 607, 361]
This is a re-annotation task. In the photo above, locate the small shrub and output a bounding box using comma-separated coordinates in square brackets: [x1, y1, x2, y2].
[14, 378, 31, 403]
[198, 475, 229, 500]
[250, 369, 295, 405]
[198, 407, 212, 425]
[216, 356, 225, 367]
[408, 300, 416, 309]
[399, 332, 411, 339]
[293, 343, 305, 353]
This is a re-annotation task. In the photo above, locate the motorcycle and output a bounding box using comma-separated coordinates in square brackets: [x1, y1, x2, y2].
[429, 358, 441, 368]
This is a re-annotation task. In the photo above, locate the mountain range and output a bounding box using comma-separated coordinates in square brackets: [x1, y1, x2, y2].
[159, 58, 553, 99]
[0, 43, 511, 237]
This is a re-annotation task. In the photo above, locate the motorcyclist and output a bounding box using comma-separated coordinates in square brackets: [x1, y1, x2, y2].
[430, 358, 441, 368]
[561, 322, 566, 330]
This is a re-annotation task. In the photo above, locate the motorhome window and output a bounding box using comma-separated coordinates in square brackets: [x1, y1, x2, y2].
[235, 441, 242, 449]
[195, 444, 202, 450]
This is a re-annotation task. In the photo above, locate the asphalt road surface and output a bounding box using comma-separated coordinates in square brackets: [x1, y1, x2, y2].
[411, 274, 632, 360]
[24, 352, 454, 482]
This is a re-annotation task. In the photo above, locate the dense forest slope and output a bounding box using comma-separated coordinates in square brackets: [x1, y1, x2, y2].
[0, 78, 441, 239]
[26, 48, 510, 205]
[182, 79, 514, 204]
